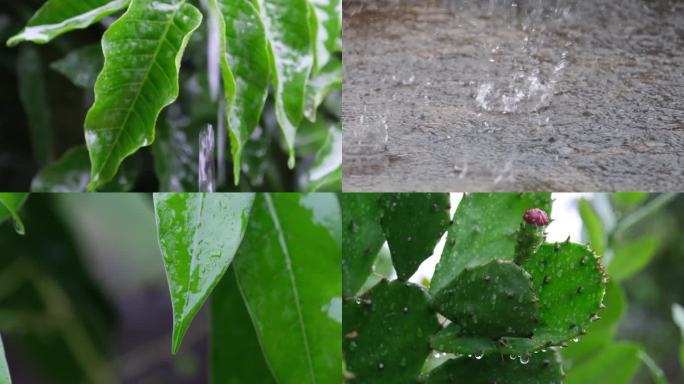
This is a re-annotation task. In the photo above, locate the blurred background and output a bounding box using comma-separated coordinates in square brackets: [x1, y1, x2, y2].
[0, 194, 209, 383]
[368, 193, 684, 384]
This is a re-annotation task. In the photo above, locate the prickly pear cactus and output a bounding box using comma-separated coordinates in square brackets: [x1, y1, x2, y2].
[379, 193, 450, 281]
[514, 208, 550, 265]
[342, 193, 385, 297]
[343, 280, 440, 384]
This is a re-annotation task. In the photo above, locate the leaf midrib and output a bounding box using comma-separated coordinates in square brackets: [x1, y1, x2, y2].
[264, 194, 317, 384]
[93, 1, 184, 179]
[184, 192, 206, 318]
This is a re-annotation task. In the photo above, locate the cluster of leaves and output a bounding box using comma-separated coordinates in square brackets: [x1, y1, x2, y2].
[342, 193, 608, 383]
[6, 0, 341, 192]
[0, 192, 341, 383]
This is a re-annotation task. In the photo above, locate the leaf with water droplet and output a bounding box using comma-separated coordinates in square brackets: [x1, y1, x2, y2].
[430, 260, 540, 339]
[153, 192, 254, 353]
[306, 123, 341, 192]
[6, 0, 131, 46]
[431, 193, 552, 295]
[426, 350, 563, 384]
[380, 193, 451, 281]
[344, 280, 440, 384]
[342, 193, 385, 296]
[233, 193, 341, 383]
[0, 193, 29, 235]
[85, 0, 202, 191]
[0, 334, 10, 384]
[304, 58, 342, 122]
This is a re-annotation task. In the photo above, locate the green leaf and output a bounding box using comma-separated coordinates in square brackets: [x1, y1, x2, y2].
[85, 0, 202, 191]
[211, 266, 276, 384]
[304, 58, 342, 122]
[344, 280, 440, 384]
[233, 193, 341, 383]
[430, 260, 540, 339]
[638, 350, 668, 384]
[612, 192, 648, 207]
[565, 343, 640, 384]
[0, 334, 9, 384]
[356, 245, 394, 294]
[607, 237, 657, 281]
[426, 351, 564, 384]
[208, 0, 270, 186]
[50, 44, 104, 88]
[431, 193, 552, 295]
[151, 113, 202, 191]
[0, 193, 29, 235]
[673, 303, 684, 370]
[6, 0, 131, 46]
[31, 146, 138, 192]
[380, 193, 450, 281]
[255, 0, 314, 168]
[17, 45, 54, 166]
[307, 125, 341, 192]
[153, 192, 255, 353]
[342, 193, 385, 297]
[579, 198, 605, 256]
[562, 281, 626, 366]
[310, 0, 341, 74]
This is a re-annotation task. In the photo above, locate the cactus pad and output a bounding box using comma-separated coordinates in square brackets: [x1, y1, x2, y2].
[379, 193, 451, 281]
[343, 280, 440, 384]
[431, 193, 552, 295]
[430, 260, 540, 339]
[342, 193, 385, 297]
[426, 350, 564, 384]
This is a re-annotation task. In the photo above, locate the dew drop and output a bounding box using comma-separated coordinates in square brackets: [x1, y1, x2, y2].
[519, 355, 530, 365]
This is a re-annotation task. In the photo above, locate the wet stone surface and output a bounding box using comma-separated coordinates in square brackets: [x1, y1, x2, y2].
[343, 0, 684, 191]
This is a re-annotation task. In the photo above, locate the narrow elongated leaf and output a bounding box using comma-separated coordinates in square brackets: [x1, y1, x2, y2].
[380, 193, 450, 281]
[255, 0, 314, 168]
[31, 146, 138, 192]
[208, 0, 270, 186]
[211, 266, 276, 384]
[607, 237, 657, 281]
[565, 343, 640, 384]
[306, 125, 341, 191]
[431, 193, 551, 295]
[153, 192, 255, 353]
[50, 44, 104, 88]
[309, 0, 341, 74]
[0, 334, 9, 384]
[673, 303, 684, 369]
[85, 0, 202, 190]
[0, 193, 29, 235]
[579, 198, 605, 256]
[427, 351, 563, 384]
[344, 280, 440, 384]
[6, 0, 130, 46]
[233, 193, 341, 384]
[638, 350, 668, 384]
[342, 193, 385, 297]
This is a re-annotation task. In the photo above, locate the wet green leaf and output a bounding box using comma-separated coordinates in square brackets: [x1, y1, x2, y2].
[0, 334, 9, 384]
[6, 0, 130, 46]
[579, 198, 605, 256]
[310, 0, 341, 74]
[153, 192, 255, 353]
[562, 281, 625, 366]
[431, 193, 551, 295]
[85, 0, 202, 191]
[208, 0, 270, 186]
[607, 237, 657, 281]
[50, 44, 104, 88]
[17, 45, 54, 166]
[211, 266, 276, 384]
[426, 351, 563, 384]
[342, 193, 385, 297]
[306, 124, 341, 192]
[430, 260, 540, 339]
[344, 280, 440, 384]
[565, 343, 640, 384]
[0, 193, 29, 235]
[356, 245, 394, 294]
[31, 146, 138, 192]
[151, 112, 202, 192]
[431, 325, 543, 356]
[673, 303, 684, 370]
[255, 0, 314, 168]
[233, 193, 341, 383]
[304, 57, 342, 122]
[380, 193, 450, 281]
[611, 192, 648, 207]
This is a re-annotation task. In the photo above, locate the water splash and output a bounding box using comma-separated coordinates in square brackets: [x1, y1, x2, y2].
[199, 124, 216, 192]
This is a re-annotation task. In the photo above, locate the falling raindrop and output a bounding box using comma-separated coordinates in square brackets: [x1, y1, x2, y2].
[199, 124, 216, 192]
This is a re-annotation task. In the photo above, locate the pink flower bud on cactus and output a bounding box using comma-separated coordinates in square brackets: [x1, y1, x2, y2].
[523, 208, 549, 226]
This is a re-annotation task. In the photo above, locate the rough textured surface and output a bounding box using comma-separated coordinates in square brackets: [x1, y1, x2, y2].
[343, 0, 684, 191]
